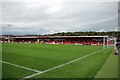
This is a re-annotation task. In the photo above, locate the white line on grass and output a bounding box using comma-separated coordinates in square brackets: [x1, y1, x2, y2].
[0, 61, 42, 73]
[22, 49, 104, 79]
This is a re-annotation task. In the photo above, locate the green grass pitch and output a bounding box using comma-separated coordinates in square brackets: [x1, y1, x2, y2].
[2, 43, 113, 79]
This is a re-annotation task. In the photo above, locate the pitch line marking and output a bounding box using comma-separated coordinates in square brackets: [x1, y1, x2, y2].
[22, 49, 104, 79]
[0, 61, 42, 73]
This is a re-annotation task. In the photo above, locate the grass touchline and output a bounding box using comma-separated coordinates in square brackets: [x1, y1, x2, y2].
[22, 49, 105, 79]
[0, 61, 41, 73]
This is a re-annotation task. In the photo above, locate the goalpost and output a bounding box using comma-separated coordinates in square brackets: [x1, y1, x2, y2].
[102, 36, 108, 50]
[102, 36, 116, 50]
[103, 36, 105, 50]
[113, 38, 118, 55]
[102, 36, 118, 55]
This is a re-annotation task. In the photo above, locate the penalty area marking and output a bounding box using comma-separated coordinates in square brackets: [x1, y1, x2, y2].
[0, 60, 42, 73]
[22, 49, 105, 79]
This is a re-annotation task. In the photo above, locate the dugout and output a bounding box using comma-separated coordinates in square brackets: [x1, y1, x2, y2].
[13, 36, 39, 43]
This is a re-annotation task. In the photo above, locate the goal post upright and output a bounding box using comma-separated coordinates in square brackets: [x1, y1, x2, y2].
[107, 36, 108, 48]
[114, 38, 117, 49]
[103, 36, 105, 50]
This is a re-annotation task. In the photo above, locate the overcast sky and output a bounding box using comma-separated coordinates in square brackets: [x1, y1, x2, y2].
[1, 1, 118, 35]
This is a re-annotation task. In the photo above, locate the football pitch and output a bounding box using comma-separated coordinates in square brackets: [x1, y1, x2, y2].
[2, 43, 114, 79]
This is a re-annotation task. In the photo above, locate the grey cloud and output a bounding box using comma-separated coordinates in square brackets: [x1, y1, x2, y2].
[67, 18, 118, 32]
[1, 2, 118, 35]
